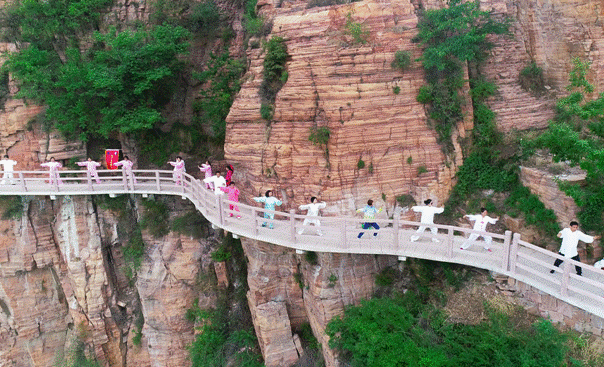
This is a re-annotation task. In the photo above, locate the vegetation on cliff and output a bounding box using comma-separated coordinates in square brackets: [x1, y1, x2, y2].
[326, 261, 603, 367]
[414, 0, 510, 155]
[188, 235, 264, 367]
[413, 0, 559, 242]
[536, 58, 604, 233]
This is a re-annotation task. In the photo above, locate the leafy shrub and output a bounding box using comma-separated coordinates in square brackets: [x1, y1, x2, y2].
[357, 158, 365, 169]
[519, 62, 545, 94]
[211, 246, 232, 262]
[470, 77, 498, 102]
[396, 194, 416, 207]
[375, 267, 396, 286]
[392, 85, 401, 94]
[309, 126, 330, 147]
[305, 250, 318, 265]
[391, 50, 412, 71]
[139, 199, 170, 238]
[345, 13, 369, 44]
[417, 166, 428, 174]
[260, 103, 274, 120]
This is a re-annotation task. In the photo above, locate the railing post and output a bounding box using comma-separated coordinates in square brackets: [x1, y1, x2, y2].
[290, 209, 296, 243]
[560, 260, 571, 297]
[446, 227, 454, 258]
[217, 194, 224, 227]
[340, 219, 347, 250]
[502, 230, 512, 272]
[86, 170, 92, 191]
[18, 172, 26, 192]
[392, 215, 399, 251]
[155, 171, 161, 192]
[251, 208, 258, 237]
[122, 169, 128, 191]
[509, 233, 521, 274]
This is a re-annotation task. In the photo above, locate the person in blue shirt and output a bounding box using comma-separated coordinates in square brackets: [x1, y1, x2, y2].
[357, 199, 382, 238]
[253, 190, 283, 229]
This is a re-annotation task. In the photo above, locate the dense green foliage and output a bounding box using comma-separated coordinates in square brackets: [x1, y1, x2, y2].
[326, 292, 572, 367]
[0, 195, 24, 220]
[0, 0, 112, 46]
[139, 199, 170, 238]
[122, 227, 145, 272]
[194, 51, 246, 143]
[537, 59, 604, 232]
[172, 210, 209, 238]
[260, 36, 288, 112]
[414, 0, 509, 153]
[519, 62, 546, 94]
[5, 24, 190, 140]
[391, 50, 412, 71]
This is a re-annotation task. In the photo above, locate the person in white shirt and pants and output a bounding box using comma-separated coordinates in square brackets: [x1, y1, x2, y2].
[550, 221, 600, 276]
[410, 199, 444, 242]
[460, 208, 499, 251]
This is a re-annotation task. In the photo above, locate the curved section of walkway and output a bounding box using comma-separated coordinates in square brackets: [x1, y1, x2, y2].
[1, 169, 604, 319]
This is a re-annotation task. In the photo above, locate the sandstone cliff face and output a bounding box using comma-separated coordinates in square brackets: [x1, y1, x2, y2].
[225, 0, 467, 215]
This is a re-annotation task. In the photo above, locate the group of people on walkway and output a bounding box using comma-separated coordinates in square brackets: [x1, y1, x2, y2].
[4, 153, 603, 274]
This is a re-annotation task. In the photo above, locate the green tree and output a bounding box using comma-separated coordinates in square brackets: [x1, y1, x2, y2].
[5, 24, 190, 140]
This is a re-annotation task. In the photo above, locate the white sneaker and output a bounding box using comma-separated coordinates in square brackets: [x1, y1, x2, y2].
[410, 236, 419, 242]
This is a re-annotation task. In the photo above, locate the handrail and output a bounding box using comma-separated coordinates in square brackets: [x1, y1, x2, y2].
[1, 169, 604, 319]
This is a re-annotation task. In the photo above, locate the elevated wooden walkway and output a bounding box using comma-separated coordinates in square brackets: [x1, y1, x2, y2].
[1, 169, 604, 319]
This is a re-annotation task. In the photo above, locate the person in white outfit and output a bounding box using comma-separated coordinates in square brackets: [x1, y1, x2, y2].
[298, 196, 327, 235]
[203, 170, 226, 195]
[0, 155, 17, 184]
[41, 157, 63, 185]
[550, 221, 600, 276]
[77, 158, 102, 184]
[410, 199, 444, 242]
[460, 208, 499, 251]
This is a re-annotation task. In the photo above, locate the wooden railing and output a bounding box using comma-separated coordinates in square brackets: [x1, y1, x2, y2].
[1, 169, 604, 319]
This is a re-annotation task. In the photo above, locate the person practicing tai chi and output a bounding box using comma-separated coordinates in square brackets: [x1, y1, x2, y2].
[253, 190, 282, 229]
[0, 154, 17, 184]
[410, 199, 444, 242]
[168, 156, 186, 185]
[220, 181, 241, 218]
[203, 170, 226, 195]
[41, 157, 63, 185]
[77, 158, 102, 184]
[225, 164, 234, 186]
[357, 199, 382, 238]
[550, 221, 600, 276]
[460, 208, 499, 251]
[298, 196, 327, 236]
[199, 160, 213, 189]
[114, 156, 136, 184]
